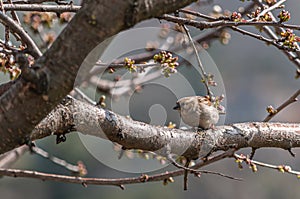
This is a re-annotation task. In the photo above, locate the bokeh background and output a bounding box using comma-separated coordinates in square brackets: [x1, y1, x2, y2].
[1, 1, 300, 198]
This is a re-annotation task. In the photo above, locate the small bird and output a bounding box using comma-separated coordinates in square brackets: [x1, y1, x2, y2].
[173, 96, 219, 129]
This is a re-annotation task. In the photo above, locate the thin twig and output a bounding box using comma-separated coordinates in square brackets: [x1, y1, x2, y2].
[177, 11, 300, 53]
[31, 145, 82, 174]
[234, 153, 300, 177]
[182, 24, 212, 97]
[176, 161, 242, 181]
[250, 0, 286, 22]
[190, 148, 237, 168]
[179, 8, 216, 21]
[263, 89, 300, 122]
[90, 62, 159, 75]
[167, 155, 242, 183]
[7, 0, 21, 25]
[160, 14, 300, 31]
[230, 26, 298, 52]
[88, 70, 162, 96]
[253, 0, 300, 69]
[175, 8, 300, 69]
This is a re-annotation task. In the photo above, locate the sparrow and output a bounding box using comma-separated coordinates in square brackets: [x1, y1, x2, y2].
[173, 96, 219, 129]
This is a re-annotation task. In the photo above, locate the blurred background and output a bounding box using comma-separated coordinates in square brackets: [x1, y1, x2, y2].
[0, 1, 300, 199]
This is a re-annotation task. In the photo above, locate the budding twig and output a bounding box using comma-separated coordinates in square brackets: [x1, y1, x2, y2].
[249, 0, 287, 22]
[234, 153, 300, 177]
[263, 89, 300, 122]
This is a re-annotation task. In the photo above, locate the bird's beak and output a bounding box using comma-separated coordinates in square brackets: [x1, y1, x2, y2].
[173, 102, 180, 110]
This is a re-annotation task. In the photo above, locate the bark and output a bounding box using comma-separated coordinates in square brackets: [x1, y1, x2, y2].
[0, 0, 197, 154]
[29, 96, 300, 160]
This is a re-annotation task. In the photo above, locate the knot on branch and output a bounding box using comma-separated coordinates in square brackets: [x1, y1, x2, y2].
[21, 65, 50, 95]
[16, 53, 50, 94]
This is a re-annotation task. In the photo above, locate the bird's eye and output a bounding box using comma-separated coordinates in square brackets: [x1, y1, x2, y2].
[173, 102, 181, 110]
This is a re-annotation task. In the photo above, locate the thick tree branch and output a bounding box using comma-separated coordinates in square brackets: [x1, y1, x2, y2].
[29, 97, 300, 160]
[0, 0, 197, 154]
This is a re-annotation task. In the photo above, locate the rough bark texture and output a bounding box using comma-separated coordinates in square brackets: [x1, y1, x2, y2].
[29, 97, 300, 160]
[0, 0, 197, 154]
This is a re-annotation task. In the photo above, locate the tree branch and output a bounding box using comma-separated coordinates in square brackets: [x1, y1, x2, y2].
[234, 153, 300, 177]
[160, 14, 300, 32]
[249, 0, 286, 22]
[172, 8, 300, 70]
[0, 149, 237, 187]
[264, 89, 300, 122]
[7, 0, 21, 26]
[31, 144, 84, 174]
[29, 96, 300, 160]
[253, 0, 300, 70]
